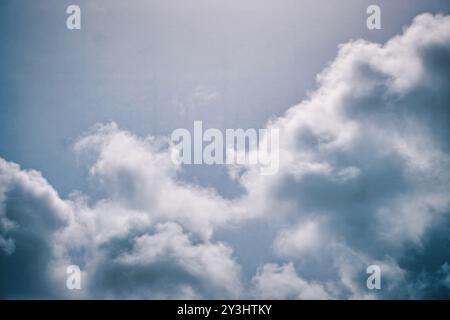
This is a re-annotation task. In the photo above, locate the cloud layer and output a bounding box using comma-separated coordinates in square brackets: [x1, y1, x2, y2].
[1, 13, 450, 299]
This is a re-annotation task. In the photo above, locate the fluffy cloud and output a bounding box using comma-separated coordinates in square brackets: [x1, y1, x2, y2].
[111, 222, 241, 298]
[252, 263, 330, 299]
[239, 13, 450, 299]
[1, 13, 450, 299]
[273, 219, 327, 257]
[0, 127, 243, 298]
[73, 123, 247, 240]
[0, 158, 71, 298]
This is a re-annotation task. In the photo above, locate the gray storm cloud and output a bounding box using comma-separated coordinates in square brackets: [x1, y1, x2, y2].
[1, 13, 450, 299]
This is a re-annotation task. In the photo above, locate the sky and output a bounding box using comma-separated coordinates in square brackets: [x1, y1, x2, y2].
[1, 0, 450, 299]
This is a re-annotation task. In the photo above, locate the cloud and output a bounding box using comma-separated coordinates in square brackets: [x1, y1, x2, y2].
[252, 263, 330, 299]
[1, 13, 450, 299]
[108, 222, 242, 298]
[273, 219, 327, 257]
[0, 158, 71, 298]
[173, 85, 219, 116]
[236, 13, 450, 299]
[73, 122, 247, 240]
[0, 125, 244, 298]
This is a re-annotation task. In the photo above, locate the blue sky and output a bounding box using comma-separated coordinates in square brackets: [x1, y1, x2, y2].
[1, 1, 450, 299]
